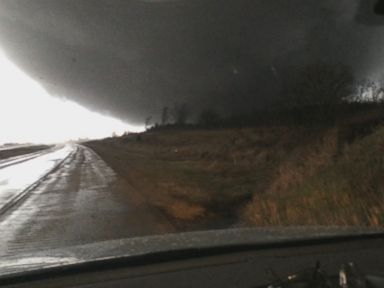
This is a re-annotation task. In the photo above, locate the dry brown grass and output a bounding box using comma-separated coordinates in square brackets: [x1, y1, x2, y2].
[266, 128, 339, 194]
[86, 125, 384, 230]
[244, 126, 384, 227]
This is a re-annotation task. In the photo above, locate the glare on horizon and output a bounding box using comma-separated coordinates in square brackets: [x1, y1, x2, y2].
[0, 50, 144, 145]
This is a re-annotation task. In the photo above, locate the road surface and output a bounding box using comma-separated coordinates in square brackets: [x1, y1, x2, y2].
[0, 144, 171, 258]
[1, 146, 384, 287]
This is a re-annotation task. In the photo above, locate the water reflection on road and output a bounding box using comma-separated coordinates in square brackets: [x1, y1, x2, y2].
[0, 144, 170, 258]
[0, 145, 73, 212]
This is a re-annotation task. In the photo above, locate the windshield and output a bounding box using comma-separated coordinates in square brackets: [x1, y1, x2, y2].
[0, 0, 383, 262]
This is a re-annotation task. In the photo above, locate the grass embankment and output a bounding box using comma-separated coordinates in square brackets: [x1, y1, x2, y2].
[86, 122, 384, 230]
[245, 126, 384, 226]
[0, 145, 50, 160]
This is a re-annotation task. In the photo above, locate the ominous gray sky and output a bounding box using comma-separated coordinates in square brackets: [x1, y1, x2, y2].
[0, 0, 382, 124]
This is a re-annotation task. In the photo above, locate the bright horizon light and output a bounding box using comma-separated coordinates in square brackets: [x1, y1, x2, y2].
[0, 50, 144, 145]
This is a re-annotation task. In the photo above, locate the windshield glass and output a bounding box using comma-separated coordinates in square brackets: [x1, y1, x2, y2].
[0, 0, 383, 261]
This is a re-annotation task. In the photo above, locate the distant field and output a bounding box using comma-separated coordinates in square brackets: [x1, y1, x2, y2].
[86, 122, 384, 230]
[0, 145, 51, 160]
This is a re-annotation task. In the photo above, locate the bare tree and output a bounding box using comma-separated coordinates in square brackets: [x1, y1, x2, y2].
[199, 108, 220, 127]
[350, 79, 384, 102]
[145, 116, 152, 130]
[288, 62, 355, 108]
[161, 106, 169, 125]
[171, 103, 190, 125]
[282, 62, 355, 124]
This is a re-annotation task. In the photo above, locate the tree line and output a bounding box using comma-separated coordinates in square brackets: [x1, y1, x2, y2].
[145, 61, 384, 130]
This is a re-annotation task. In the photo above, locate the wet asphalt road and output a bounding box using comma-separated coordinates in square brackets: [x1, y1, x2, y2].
[0, 144, 171, 257]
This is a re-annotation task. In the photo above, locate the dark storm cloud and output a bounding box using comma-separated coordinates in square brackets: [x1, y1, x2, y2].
[0, 0, 379, 124]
